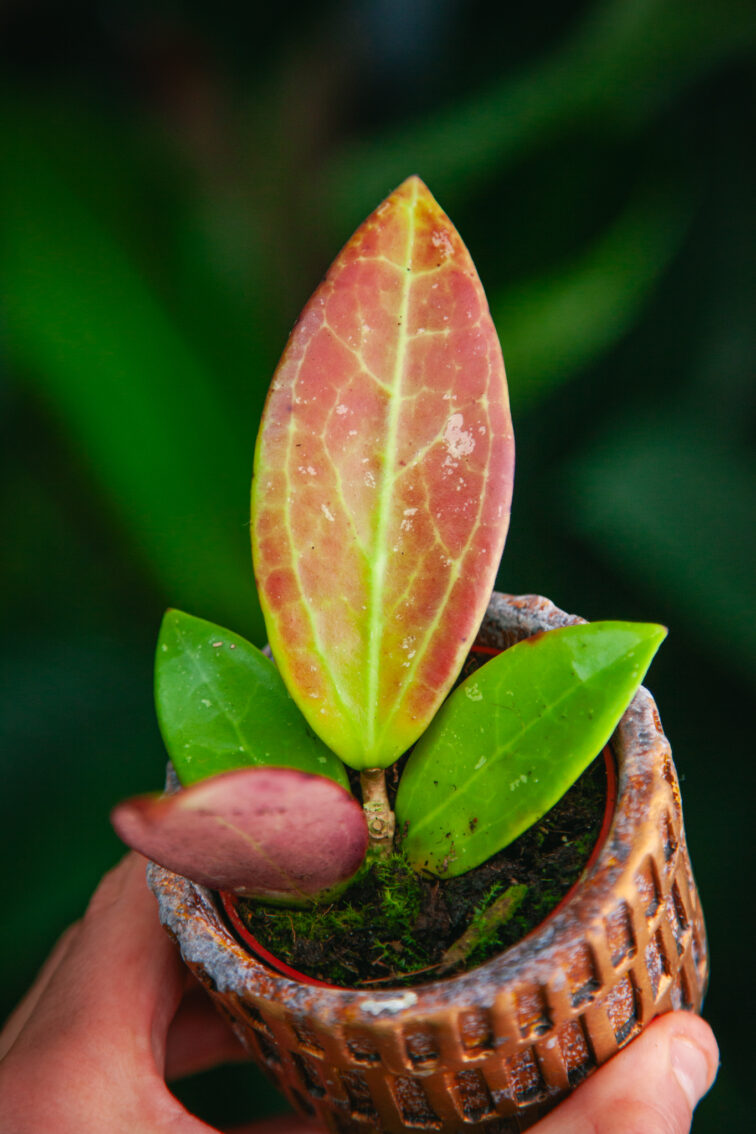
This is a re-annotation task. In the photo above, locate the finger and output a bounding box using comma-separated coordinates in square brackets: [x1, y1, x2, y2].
[0, 855, 210, 1132]
[535, 1011, 718, 1134]
[165, 981, 248, 1080]
[0, 921, 80, 1060]
[5, 853, 185, 1074]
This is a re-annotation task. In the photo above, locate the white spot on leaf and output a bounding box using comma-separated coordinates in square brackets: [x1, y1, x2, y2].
[443, 414, 475, 469]
[431, 229, 454, 259]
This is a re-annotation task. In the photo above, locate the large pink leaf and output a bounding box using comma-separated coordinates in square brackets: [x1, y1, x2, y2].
[251, 176, 514, 770]
[111, 767, 368, 903]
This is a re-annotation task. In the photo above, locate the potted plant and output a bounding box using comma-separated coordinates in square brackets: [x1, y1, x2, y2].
[112, 177, 708, 1132]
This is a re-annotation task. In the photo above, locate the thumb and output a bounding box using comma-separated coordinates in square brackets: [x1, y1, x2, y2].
[535, 1011, 718, 1134]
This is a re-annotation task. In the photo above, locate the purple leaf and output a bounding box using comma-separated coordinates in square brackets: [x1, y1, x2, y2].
[111, 767, 369, 903]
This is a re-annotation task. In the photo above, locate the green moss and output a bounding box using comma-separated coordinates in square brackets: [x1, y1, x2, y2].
[372, 854, 423, 927]
[235, 756, 607, 987]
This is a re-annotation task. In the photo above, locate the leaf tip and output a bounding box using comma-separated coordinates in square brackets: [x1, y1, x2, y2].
[110, 793, 157, 851]
[395, 173, 429, 195]
[637, 620, 668, 651]
[158, 607, 187, 633]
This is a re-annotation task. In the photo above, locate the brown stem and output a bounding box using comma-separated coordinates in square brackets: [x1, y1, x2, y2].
[437, 884, 528, 974]
[360, 768, 396, 858]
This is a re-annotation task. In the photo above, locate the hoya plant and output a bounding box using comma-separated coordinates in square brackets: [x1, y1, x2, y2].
[113, 177, 664, 912]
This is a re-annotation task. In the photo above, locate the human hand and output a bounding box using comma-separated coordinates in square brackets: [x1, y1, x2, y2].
[0, 853, 316, 1133]
[0, 853, 718, 1134]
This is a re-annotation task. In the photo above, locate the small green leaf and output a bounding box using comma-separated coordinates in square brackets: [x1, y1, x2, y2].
[396, 621, 666, 877]
[155, 610, 348, 789]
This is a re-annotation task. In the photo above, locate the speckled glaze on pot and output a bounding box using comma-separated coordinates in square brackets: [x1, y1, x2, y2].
[149, 593, 708, 1134]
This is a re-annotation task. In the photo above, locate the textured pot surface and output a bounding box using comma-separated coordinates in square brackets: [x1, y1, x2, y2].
[149, 593, 709, 1134]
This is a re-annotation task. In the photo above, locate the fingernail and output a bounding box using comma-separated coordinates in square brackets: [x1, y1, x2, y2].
[671, 1036, 712, 1110]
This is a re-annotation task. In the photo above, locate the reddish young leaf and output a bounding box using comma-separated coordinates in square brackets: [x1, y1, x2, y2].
[111, 767, 369, 903]
[251, 176, 514, 770]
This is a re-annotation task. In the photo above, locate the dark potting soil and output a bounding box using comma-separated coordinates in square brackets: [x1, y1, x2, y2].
[233, 754, 607, 988]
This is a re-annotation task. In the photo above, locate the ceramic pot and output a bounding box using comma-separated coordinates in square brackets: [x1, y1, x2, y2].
[149, 593, 709, 1134]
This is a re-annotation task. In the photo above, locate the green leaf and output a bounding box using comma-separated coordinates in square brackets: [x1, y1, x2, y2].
[155, 610, 348, 789]
[395, 620, 666, 877]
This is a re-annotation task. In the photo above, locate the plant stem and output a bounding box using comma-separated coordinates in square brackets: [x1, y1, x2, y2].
[360, 768, 396, 858]
[437, 883, 528, 973]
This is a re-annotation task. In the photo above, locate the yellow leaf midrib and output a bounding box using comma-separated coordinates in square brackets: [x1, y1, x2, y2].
[364, 183, 418, 760]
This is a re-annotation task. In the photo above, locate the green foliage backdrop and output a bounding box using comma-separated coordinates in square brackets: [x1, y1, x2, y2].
[1, 2, 754, 1128]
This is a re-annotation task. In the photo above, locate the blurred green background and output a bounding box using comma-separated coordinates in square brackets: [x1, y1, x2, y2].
[1, 1, 754, 1128]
